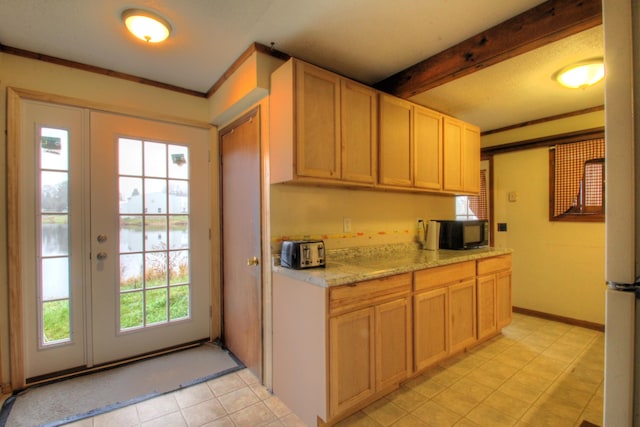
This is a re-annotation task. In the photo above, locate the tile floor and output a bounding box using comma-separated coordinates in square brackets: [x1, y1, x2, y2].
[62, 313, 603, 426]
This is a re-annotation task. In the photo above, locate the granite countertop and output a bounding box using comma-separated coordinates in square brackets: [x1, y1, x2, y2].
[272, 244, 513, 288]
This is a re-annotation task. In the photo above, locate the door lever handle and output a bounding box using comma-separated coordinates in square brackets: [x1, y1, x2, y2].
[247, 256, 259, 266]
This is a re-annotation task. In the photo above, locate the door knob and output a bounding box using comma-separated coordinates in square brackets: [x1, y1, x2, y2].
[247, 256, 259, 266]
[97, 234, 108, 243]
[96, 252, 108, 260]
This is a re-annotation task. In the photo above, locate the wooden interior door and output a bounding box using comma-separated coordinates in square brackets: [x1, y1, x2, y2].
[221, 109, 262, 379]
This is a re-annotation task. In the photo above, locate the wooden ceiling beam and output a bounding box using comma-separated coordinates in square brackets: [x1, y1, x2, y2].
[374, 0, 602, 98]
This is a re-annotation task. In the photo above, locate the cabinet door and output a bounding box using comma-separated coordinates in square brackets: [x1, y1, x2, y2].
[329, 307, 375, 417]
[414, 106, 443, 190]
[376, 298, 411, 390]
[341, 80, 377, 184]
[296, 62, 341, 179]
[463, 124, 480, 193]
[443, 116, 464, 192]
[379, 94, 412, 187]
[476, 275, 497, 340]
[496, 270, 513, 329]
[449, 279, 476, 353]
[414, 288, 448, 371]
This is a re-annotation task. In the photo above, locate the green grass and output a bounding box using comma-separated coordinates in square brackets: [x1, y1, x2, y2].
[43, 300, 70, 342]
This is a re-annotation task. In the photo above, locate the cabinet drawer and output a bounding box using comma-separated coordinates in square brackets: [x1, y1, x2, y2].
[414, 261, 475, 292]
[477, 254, 512, 275]
[330, 273, 411, 315]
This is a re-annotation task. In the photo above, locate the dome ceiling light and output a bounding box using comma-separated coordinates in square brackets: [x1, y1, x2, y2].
[122, 9, 172, 43]
[553, 58, 605, 89]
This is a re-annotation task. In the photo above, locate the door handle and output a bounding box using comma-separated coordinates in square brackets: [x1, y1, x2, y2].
[247, 256, 259, 266]
[96, 252, 108, 260]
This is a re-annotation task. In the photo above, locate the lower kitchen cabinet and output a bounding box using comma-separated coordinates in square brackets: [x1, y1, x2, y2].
[477, 254, 513, 340]
[414, 287, 448, 370]
[328, 273, 412, 418]
[449, 279, 477, 354]
[413, 261, 476, 372]
[329, 307, 375, 415]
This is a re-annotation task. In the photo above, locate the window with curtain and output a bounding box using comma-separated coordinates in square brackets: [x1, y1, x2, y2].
[550, 138, 605, 222]
[456, 169, 488, 220]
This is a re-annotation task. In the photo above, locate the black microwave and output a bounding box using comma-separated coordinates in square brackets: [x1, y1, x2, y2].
[437, 220, 489, 250]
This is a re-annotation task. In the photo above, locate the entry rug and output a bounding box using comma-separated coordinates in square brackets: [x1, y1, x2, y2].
[0, 342, 242, 427]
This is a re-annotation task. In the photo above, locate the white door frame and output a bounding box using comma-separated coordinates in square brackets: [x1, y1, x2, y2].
[7, 87, 213, 389]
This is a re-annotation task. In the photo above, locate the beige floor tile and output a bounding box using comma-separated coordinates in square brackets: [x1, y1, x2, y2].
[403, 375, 449, 398]
[496, 379, 543, 404]
[136, 394, 180, 422]
[412, 400, 462, 426]
[477, 359, 519, 383]
[202, 415, 235, 426]
[141, 410, 186, 426]
[280, 412, 308, 427]
[391, 414, 430, 426]
[175, 382, 215, 408]
[432, 387, 481, 417]
[251, 382, 274, 400]
[181, 398, 227, 426]
[237, 368, 260, 386]
[464, 369, 507, 389]
[482, 390, 531, 420]
[362, 398, 407, 426]
[206, 373, 246, 397]
[544, 382, 594, 411]
[94, 404, 140, 427]
[529, 395, 583, 423]
[387, 386, 431, 412]
[264, 395, 292, 418]
[508, 370, 554, 393]
[465, 403, 518, 427]
[448, 377, 494, 402]
[229, 401, 277, 426]
[521, 354, 569, 381]
[453, 418, 482, 427]
[218, 386, 260, 414]
[334, 410, 383, 427]
[520, 402, 579, 427]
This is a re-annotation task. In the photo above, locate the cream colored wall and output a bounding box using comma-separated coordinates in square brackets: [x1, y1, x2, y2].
[0, 52, 213, 388]
[270, 185, 455, 251]
[489, 112, 606, 325]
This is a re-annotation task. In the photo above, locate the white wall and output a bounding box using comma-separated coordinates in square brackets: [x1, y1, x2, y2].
[487, 110, 606, 325]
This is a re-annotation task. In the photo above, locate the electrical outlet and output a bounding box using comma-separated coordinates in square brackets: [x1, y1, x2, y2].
[343, 217, 352, 233]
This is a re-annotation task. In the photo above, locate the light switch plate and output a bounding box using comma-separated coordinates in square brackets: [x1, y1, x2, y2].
[508, 191, 518, 202]
[343, 217, 352, 233]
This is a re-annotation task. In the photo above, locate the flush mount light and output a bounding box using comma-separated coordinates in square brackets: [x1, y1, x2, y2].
[122, 9, 172, 43]
[553, 58, 605, 89]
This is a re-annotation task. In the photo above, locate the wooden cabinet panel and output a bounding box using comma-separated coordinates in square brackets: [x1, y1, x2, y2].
[443, 116, 464, 192]
[463, 124, 480, 193]
[379, 94, 412, 187]
[329, 273, 411, 315]
[496, 270, 513, 329]
[477, 254, 512, 275]
[414, 261, 475, 291]
[449, 279, 476, 354]
[476, 275, 497, 340]
[330, 307, 375, 417]
[296, 62, 341, 179]
[341, 80, 377, 184]
[376, 298, 411, 390]
[414, 288, 448, 371]
[414, 106, 443, 190]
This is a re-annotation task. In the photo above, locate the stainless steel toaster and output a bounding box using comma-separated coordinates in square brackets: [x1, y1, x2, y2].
[280, 240, 325, 269]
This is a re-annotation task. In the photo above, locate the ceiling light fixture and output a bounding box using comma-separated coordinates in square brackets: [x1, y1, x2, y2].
[553, 58, 605, 89]
[122, 9, 172, 43]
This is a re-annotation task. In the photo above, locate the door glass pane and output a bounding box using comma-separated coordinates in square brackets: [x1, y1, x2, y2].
[39, 127, 71, 346]
[117, 139, 191, 332]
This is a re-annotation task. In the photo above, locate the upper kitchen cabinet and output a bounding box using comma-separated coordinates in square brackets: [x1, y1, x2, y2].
[443, 116, 480, 194]
[378, 95, 443, 190]
[270, 59, 376, 185]
[379, 94, 412, 187]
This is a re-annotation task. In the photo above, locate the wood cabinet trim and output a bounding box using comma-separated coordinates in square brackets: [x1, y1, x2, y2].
[329, 273, 412, 315]
[414, 261, 475, 291]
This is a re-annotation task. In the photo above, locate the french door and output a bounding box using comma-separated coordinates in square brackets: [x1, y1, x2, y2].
[20, 100, 211, 380]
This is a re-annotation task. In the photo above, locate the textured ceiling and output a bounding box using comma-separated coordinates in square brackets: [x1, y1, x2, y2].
[0, 0, 603, 131]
